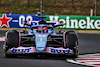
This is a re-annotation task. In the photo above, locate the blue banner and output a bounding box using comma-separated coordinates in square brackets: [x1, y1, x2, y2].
[0, 14, 44, 28]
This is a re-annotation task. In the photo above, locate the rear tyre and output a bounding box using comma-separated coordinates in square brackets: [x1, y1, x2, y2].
[65, 31, 79, 58]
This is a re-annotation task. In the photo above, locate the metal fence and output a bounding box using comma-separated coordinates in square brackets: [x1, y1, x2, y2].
[0, 0, 99, 16]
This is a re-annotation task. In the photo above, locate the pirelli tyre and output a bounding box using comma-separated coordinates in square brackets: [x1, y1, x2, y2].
[65, 31, 79, 58]
[5, 30, 20, 57]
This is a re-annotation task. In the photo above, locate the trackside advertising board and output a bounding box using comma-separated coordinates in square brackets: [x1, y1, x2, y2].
[45, 15, 100, 30]
[0, 14, 43, 28]
[0, 14, 100, 30]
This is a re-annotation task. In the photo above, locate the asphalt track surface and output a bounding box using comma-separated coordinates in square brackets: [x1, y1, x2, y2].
[0, 30, 100, 67]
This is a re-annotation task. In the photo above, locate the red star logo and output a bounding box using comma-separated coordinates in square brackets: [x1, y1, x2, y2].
[0, 14, 12, 27]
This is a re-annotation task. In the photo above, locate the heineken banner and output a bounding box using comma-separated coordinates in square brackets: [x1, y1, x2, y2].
[45, 15, 100, 30]
[0, 14, 100, 30]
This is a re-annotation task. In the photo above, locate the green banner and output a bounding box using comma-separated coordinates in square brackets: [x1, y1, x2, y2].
[45, 15, 100, 30]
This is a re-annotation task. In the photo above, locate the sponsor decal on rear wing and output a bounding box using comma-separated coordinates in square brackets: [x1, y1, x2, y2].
[27, 21, 60, 26]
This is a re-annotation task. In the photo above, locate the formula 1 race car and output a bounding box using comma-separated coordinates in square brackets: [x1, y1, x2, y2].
[4, 16, 79, 58]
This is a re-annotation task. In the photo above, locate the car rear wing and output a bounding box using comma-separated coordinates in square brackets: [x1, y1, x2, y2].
[25, 20, 63, 27]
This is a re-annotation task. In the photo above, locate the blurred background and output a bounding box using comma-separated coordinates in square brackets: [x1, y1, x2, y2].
[0, 0, 99, 16]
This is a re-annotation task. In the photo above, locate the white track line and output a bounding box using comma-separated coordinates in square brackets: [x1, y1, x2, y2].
[67, 53, 100, 67]
[67, 59, 99, 67]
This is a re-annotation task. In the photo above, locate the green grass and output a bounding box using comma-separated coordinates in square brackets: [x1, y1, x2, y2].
[0, 0, 100, 16]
